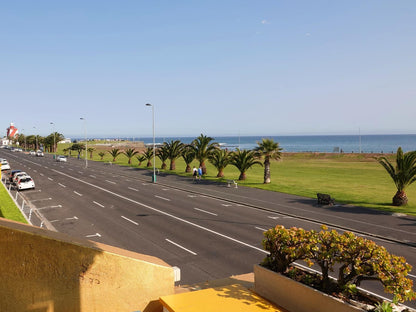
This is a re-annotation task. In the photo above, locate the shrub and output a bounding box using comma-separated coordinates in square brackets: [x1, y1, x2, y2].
[262, 225, 415, 302]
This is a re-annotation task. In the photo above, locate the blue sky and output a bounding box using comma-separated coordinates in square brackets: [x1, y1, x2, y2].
[1, 1, 415, 138]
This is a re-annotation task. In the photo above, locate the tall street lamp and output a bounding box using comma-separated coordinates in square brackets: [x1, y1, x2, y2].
[33, 126, 38, 151]
[50, 122, 56, 159]
[80, 118, 88, 168]
[145, 103, 156, 183]
[21, 128, 26, 151]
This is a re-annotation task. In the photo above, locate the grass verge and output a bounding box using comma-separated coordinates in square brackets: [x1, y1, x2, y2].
[0, 180, 28, 223]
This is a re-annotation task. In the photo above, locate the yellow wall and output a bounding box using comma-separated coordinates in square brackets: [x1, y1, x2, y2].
[0, 218, 174, 312]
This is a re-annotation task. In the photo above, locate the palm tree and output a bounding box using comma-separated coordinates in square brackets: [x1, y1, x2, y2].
[98, 151, 106, 160]
[254, 138, 283, 184]
[156, 145, 169, 170]
[88, 147, 95, 159]
[209, 148, 231, 178]
[165, 140, 184, 170]
[377, 147, 416, 206]
[136, 155, 146, 166]
[142, 147, 154, 167]
[231, 149, 262, 180]
[181, 145, 196, 173]
[62, 148, 70, 156]
[71, 143, 85, 159]
[108, 148, 122, 162]
[192, 134, 218, 174]
[124, 148, 139, 165]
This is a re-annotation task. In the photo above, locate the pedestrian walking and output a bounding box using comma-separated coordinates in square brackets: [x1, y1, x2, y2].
[198, 166, 203, 180]
[192, 166, 198, 182]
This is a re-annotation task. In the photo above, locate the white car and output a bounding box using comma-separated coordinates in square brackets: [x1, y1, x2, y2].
[0, 160, 11, 170]
[16, 176, 35, 191]
[36, 150, 44, 157]
[13, 172, 30, 184]
[29, 150, 36, 156]
[56, 155, 67, 162]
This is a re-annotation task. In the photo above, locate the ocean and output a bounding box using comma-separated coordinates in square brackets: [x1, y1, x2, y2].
[131, 134, 416, 153]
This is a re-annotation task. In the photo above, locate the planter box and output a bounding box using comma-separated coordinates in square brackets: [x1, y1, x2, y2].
[254, 264, 366, 312]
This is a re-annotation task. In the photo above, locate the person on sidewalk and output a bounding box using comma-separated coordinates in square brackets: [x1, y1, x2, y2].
[192, 166, 198, 182]
[198, 166, 203, 180]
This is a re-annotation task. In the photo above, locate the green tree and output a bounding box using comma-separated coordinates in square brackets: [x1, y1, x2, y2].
[254, 138, 283, 184]
[209, 148, 231, 178]
[123, 148, 139, 165]
[230, 149, 262, 180]
[71, 143, 85, 158]
[181, 145, 195, 173]
[157, 145, 169, 170]
[136, 155, 146, 166]
[108, 148, 122, 162]
[98, 151, 106, 160]
[165, 140, 184, 170]
[192, 134, 218, 174]
[88, 147, 95, 159]
[142, 147, 154, 167]
[377, 147, 416, 206]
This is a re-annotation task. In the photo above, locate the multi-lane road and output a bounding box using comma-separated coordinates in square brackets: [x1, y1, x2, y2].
[1, 149, 415, 308]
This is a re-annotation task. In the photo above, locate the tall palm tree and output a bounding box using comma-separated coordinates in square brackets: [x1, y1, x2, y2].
[165, 140, 184, 170]
[142, 147, 154, 167]
[377, 147, 416, 206]
[254, 138, 283, 184]
[136, 155, 146, 166]
[231, 149, 262, 180]
[123, 148, 139, 165]
[192, 134, 218, 174]
[209, 148, 231, 178]
[156, 145, 169, 170]
[108, 148, 122, 162]
[181, 145, 196, 173]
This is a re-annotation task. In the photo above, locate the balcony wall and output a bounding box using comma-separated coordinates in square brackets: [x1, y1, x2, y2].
[0, 217, 174, 312]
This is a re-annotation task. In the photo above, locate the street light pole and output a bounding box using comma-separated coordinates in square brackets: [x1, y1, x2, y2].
[145, 103, 156, 183]
[33, 126, 38, 150]
[80, 118, 88, 168]
[50, 122, 56, 159]
[21, 128, 26, 151]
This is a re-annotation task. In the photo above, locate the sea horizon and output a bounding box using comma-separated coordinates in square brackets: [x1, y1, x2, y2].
[74, 133, 416, 154]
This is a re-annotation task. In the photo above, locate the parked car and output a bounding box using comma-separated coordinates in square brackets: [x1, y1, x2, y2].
[9, 170, 22, 182]
[12, 172, 30, 184]
[36, 150, 44, 157]
[29, 150, 36, 156]
[56, 155, 67, 162]
[0, 159, 11, 170]
[16, 176, 35, 191]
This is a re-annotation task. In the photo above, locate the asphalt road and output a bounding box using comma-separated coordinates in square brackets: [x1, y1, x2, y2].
[1, 149, 415, 308]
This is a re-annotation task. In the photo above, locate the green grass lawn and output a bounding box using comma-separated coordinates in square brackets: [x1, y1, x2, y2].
[0, 181, 27, 223]
[55, 143, 416, 216]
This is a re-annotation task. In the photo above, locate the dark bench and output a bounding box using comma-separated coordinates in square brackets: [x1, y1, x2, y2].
[317, 193, 335, 206]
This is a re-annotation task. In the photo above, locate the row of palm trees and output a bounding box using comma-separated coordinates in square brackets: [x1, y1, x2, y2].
[68, 134, 283, 184]
[14, 132, 65, 153]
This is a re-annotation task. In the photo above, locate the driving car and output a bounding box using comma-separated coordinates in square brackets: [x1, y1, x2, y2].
[0, 159, 11, 170]
[16, 176, 35, 191]
[36, 150, 44, 157]
[56, 155, 67, 162]
[29, 150, 36, 156]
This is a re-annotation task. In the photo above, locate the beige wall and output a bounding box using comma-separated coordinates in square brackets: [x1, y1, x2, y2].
[0, 218, 174, 312]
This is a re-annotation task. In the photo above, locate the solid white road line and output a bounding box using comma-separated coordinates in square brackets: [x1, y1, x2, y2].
[165, 239, 197, 255]
[74, 191, 83, 196]
[30, 197, 52, 202]
[65, 216, 78, 220]
[58, 183, 66, 188]
[37, 205, 62, 210]
[121, 215, 139, 225]
[194, 208, 218, 216]
[93, 201, 105, 208]
[155, 195, 170, 201]
[128, 187, 139, 192]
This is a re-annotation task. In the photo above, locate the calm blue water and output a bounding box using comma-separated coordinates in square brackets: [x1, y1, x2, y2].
[130, 134, 416, 153]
